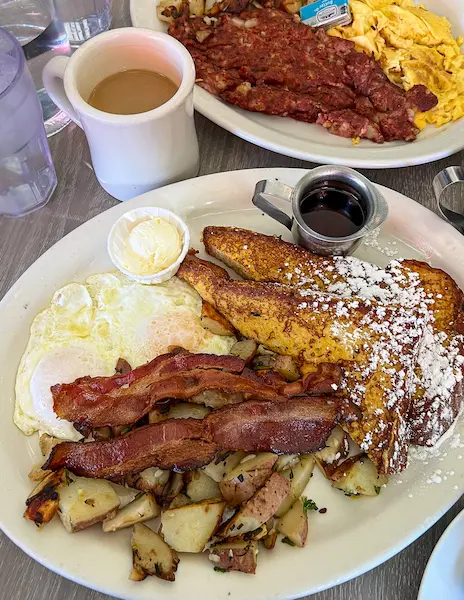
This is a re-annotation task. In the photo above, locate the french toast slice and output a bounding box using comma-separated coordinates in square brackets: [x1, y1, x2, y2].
[178, 254, 425, 474]
[203, 226, 464, 447]
[202, 227, 464, 333]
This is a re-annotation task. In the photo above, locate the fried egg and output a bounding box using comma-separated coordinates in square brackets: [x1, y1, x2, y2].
[14, 273, 235, 441]
[329, 0, 464, 129]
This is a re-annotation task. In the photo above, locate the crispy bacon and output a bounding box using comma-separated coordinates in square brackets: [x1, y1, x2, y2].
[44, 420, 217, 479]
[44, 397, 342, 479]
[204, 397, 341, 453]
[52, 350, 343, 429]
[52, 351, 246, 427]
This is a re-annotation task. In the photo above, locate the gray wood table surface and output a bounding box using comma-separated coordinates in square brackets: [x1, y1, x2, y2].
[1, 1, 464, 599]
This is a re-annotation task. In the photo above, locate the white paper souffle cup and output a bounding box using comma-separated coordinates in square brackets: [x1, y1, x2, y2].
[107, 207, 190, 284]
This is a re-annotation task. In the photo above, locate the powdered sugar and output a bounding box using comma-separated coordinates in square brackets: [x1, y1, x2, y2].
[281, 249, 464, 470]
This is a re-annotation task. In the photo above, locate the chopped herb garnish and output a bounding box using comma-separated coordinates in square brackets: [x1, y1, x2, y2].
[237, 474, 245, 483]
[319, 507, 327, 514]
[251, 312, 261, 317]
[302, 497, 318, 513]
[374, 486, 381, 495]
[344, 491, 358, 497]
[289, 470, 294, 480]
[214, 567, 229, 573]
[236, 523, 244, 530]
[281, 537, 295, 546]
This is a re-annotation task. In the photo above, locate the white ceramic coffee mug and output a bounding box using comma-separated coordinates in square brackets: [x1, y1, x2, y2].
[43, 27, 199, 201]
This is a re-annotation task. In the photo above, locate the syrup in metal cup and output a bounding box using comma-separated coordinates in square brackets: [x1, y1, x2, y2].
[252, 166, 389, 256]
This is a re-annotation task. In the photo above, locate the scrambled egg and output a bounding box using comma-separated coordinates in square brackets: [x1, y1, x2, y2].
[329, 0, 464, 129]
[14, 272, 235, 440]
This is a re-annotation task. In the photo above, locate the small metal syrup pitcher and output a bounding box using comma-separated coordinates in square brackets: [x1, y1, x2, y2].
[433, 166, 464, 234]
[252, 165, 389, 256]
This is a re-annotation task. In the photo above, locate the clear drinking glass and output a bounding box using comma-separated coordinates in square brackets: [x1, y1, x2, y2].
[0, 27, 57, 217]
[54, 0, 112, 48]
[0, 0, 72, 137]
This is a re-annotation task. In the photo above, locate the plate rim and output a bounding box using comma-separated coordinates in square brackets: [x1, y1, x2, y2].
[418, 508, 464, 600]
[1, 167, 464, 600]
[129, 0, 464, 169]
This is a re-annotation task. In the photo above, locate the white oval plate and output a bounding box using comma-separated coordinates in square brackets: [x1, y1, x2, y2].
[1, 168, 463, 600]
[418, 509, 464, 600]
[130, 0, 464, 169]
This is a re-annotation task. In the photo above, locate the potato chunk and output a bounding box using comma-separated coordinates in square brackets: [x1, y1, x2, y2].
[230, 340, 258, 364]
[277, 498, 308, 547]
[126, 467, 170, 498]
[203, 451, 247, 482]
[167, 402, 211, 420]
[58, 476, 120, 533]
[130, 523, 179, 582]
[330, 454, 388, 497]
[273, 454, 299, 472]
[186, 470, 221, 502]
[24, 469, 67, 526]
[220, 472, 290, 538]
[219, 453, 277, 506]
[315, 425, 349, 478]
[156, 0, 183, 23]
[103, 493, 160, 532]
[252, 354, 299, 381]
[209, 541, 258, 574]
[275, 455, 315, 517]
[201, 300, 235, 336]
[161, 499, 226, 552]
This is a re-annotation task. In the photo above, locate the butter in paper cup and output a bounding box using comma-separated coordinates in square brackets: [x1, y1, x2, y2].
[107, 207, 190, 284]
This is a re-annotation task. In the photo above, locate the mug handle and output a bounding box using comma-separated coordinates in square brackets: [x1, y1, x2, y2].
[252, 180, 294, 230]
[43, 56, 82, 128]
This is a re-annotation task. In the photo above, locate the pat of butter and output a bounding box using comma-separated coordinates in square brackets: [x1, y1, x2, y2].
[122, 217, 182, 276]
[300, 0, 351, 29]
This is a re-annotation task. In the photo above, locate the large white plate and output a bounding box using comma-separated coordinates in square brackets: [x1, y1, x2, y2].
[130, 0, 464, 169]
[418, 509, 464, 600]
[0, 168, 463, 600]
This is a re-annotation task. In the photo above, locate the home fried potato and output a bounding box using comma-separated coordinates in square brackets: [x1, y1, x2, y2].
[24, 469, 67, 526]
[330, 454, 388, 497]
[315, 426, 349, 478]
[130, 523, 179, 582]
[277, 498, 308, 547]
[219, 453, 277, 506]
[220, 472, 290, 538]
[103, 493, 160, 532]
[58, 476, 120, 533]
[201, 300, 235, 336]
[275, 455, 315, 517]
[161, 499, 226, 552]
[203, 451, 247, 482]
[209, 540, 258, 573]
[186, 470, 221, 502]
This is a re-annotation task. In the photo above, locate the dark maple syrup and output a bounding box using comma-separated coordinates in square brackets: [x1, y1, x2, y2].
[299, 186, 366, 238]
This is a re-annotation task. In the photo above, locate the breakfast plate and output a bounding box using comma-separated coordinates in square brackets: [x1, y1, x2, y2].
[130, 0, 464, 169]
[1, 167, 464, 600]
[418, 508, 464, 600]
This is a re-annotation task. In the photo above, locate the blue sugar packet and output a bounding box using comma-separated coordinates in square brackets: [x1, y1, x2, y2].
[300, 0, 352, 29]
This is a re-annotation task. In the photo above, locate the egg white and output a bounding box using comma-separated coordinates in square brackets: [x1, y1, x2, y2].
[14, 272, 235, 440]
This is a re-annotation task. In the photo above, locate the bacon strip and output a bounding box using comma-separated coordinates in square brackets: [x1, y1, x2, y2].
[44, 397, 341, 479]
[204, 397, 341, 453]
[52, 350, 343, 428]
[44, 420, 217, 478]
[52, 351, 246, 428]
